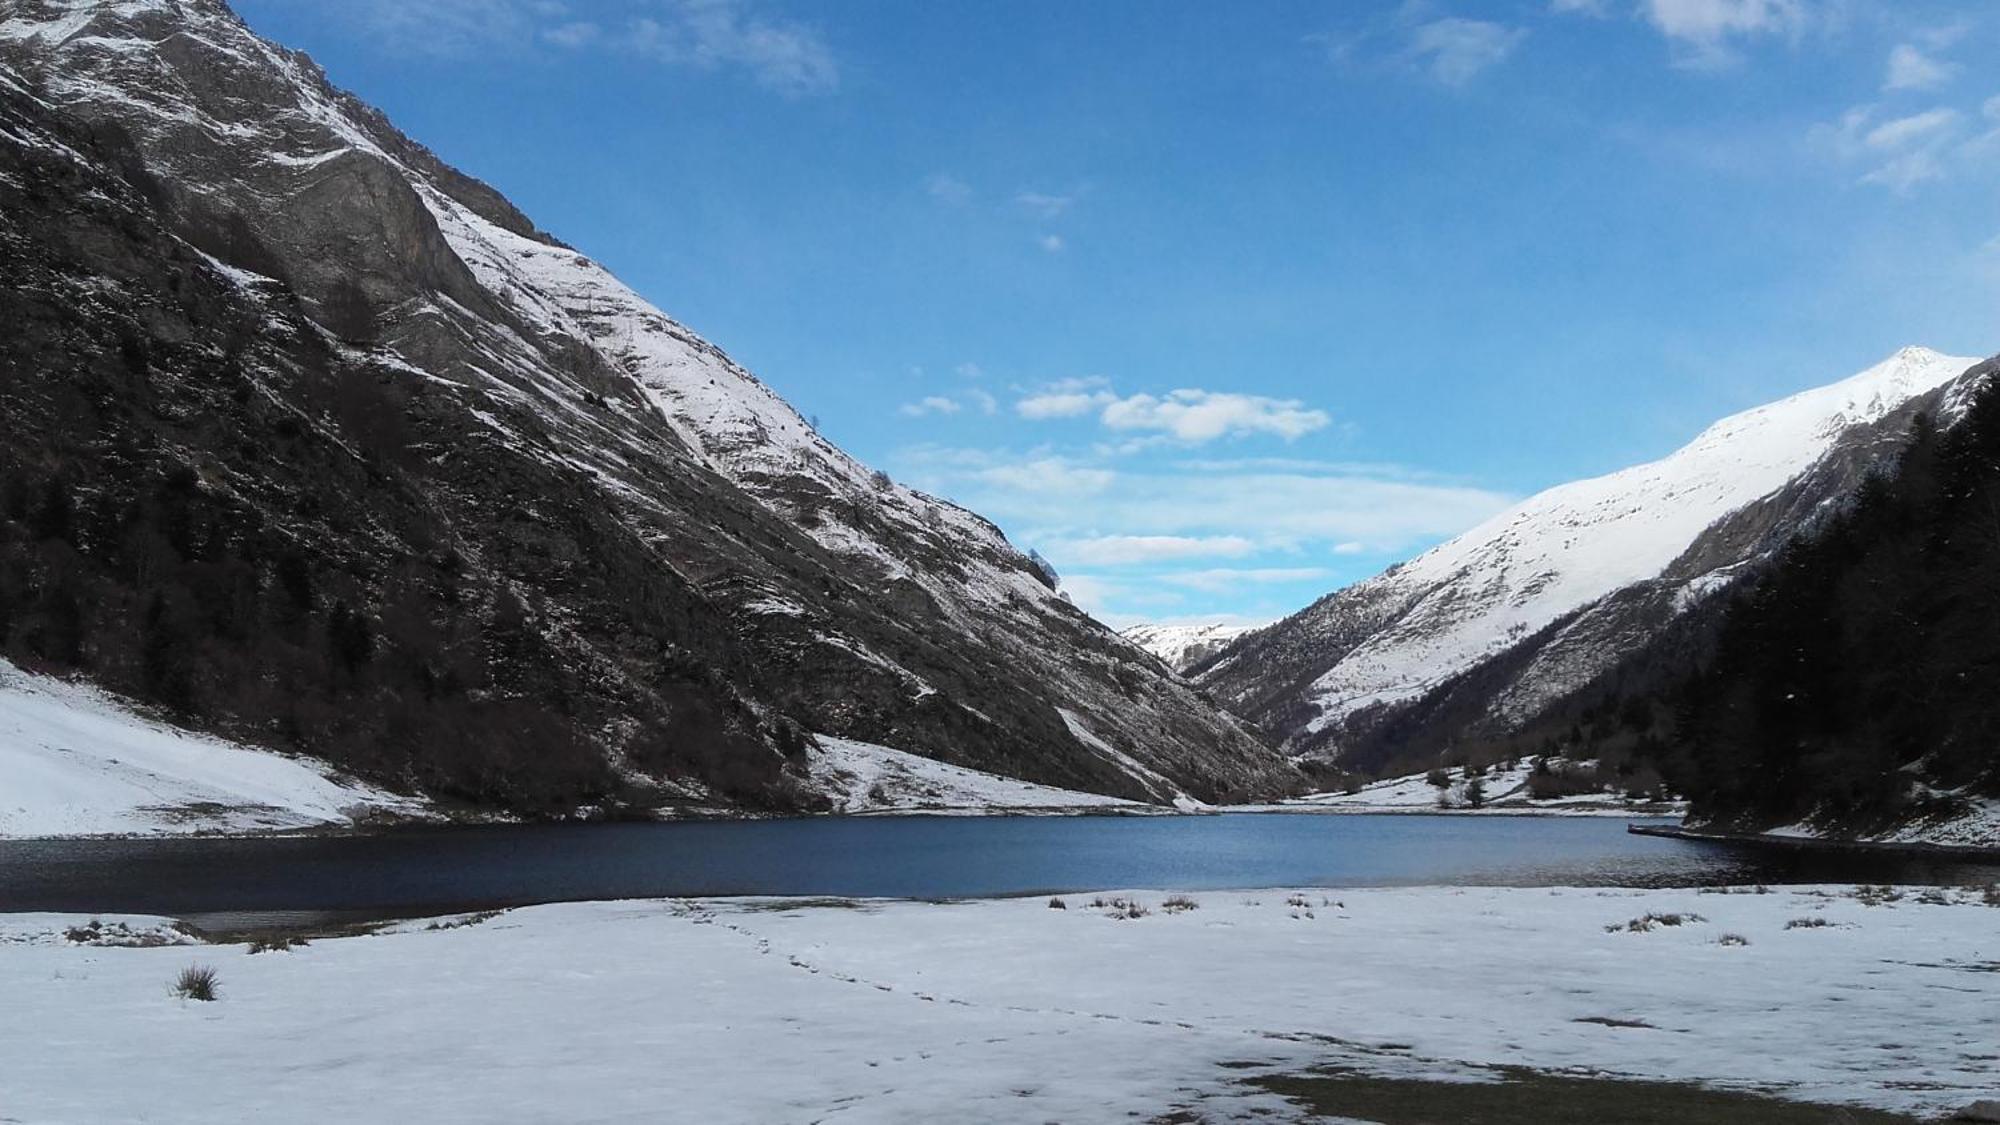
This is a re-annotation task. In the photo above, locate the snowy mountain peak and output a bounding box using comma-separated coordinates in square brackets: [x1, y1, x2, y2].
[1200, 347, 1986, 766]
[1121, 623, 1262, 673]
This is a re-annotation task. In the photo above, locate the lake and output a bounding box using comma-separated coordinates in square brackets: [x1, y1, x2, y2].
[3, 814, 1994, 926]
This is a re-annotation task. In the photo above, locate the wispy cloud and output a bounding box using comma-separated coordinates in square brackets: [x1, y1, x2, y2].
[1049, 535, 1258, 566]
[1015, 377, 1112, 420]
[301, 0, 837, 94]
[1013, 381, 1330, 445]
[924, 173, 972, 205]
[1016, 191, 1075, 218]
[629, 1, 838, 96]
[1639, 0, 1807, 70]
[898, 395, 962, 418]
[1101, 390, 1329, 443]
[1883, 43, 1956, 92]
[1036, 233, 1067, 254]
[1314, 8, 1526, 87]
[1408, 18, 1527, 87]
[1547, 0, 1609, 16]
[1813, 103, 1965, 193]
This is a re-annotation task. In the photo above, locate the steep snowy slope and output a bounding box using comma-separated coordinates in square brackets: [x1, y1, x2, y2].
[0, 659, 424, 837]
[1200, 347, 1985, 768]
[1122, 623, 1260, 673]
[0, 0, 1293, 810]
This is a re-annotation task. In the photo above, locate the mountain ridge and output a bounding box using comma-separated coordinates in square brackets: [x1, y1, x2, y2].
[0, 0, 1296, 813]
[1197, 346, 1987, 774]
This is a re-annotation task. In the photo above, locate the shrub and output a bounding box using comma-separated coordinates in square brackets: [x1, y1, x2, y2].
[1606, 912, 1706, 933]
[1161, 895, 1199, 913]
[1047, 897, 1067, 910]
[1717, 933, 1750, 946]
[246, 936, 309, 954]
[174, 964, 219, 1002]
[1784, 917, 1830, 930]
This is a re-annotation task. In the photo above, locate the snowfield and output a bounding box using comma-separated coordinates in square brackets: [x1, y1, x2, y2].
[1272, 760, 1687, 817]
[806, 735, 1141, 814]
[0, 660, 425, 839]
[1, 885, 1994, 1122]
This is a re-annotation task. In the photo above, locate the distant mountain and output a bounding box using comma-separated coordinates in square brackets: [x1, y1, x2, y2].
[1122, 623, 1261, 674]
[1516, 364, 2000, 845]
[1196, 347, 1988, 776]
[0, 0, 1294, 816]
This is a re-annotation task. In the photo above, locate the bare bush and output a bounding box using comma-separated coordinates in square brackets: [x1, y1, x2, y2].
[174, 964, 219, 1002]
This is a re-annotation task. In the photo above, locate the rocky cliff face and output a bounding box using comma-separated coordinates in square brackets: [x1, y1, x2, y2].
[1195, 348, 1987, 775]
[0, 0, 1294, 812]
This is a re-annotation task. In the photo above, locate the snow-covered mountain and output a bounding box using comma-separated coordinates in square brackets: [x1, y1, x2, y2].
[1122, 623, 1261, 674]
[0, 0, 1294, 813]
[1198, 347, 1989, 770]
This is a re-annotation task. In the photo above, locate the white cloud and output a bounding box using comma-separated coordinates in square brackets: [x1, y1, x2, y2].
[630, 2, 838, 96]
[1051, 535, 1258, 566]
[1640, 0, 1806, 69]
[1884, 43, 1956, 92]
[924, 173, 972, 205]
[542, 21, 600, 49]
[1812, 104, 1964, 193]
[1158, 567, 1334, 593]
[966, 389, 999, 415]
[976, 458, 1116, 496]
[1864, 107, 1958, 150]
[954, 362, 984, 379]
[1407, 18, 1527, 87]
[315, 0, 836, 93]
[1332, 541, 1370, 555]
[1015, 377, 1113, 420]
[1016, 192, 1075, 218]
[1013, 382, 1333, 445]
[898, 396, 961, 417]
[1548, 0, 1609, 15]
[1100, 389, 1330, 443]
[1037, 234, 1067, 253]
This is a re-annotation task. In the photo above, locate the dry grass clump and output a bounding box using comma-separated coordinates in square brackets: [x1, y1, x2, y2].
[1784, 916, 1830, 930]
[1605, 912, 1707, 933]
[174, 964, 219, 1002]
[1161, 895, 1200, 914]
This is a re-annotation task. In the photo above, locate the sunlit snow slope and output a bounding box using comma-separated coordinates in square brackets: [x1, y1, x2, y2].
[1202, 347, 1984, 766]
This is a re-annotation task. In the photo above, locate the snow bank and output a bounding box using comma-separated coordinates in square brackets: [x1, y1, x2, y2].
[0, 660, 424, 838]
[1, 884, 1993, 1121]
[807, 735, 1140, 814]
[1760, 791, 2000, 851]
[1276, 760, 1686, 817]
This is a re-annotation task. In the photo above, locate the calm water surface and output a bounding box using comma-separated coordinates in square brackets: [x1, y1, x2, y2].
[2, 814, 1993, 925]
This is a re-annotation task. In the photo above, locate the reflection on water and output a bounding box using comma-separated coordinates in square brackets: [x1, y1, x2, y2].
[2, 813, 1994, 924]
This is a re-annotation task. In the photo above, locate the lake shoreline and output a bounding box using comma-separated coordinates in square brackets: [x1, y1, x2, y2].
[1628, 822, 2000, 863]
[5, 883, 1993, 1122]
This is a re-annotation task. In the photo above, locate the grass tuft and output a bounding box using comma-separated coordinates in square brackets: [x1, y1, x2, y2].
[174, 964, 220, 1002]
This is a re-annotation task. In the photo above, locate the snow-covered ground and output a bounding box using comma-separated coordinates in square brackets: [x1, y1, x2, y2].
[1754, 790, 2000, 851]
[806, 735, 1142, 814]
[0, 660, 425, 839]
[1121, 622, 1259, 672]
[1269, 760, 1686, 817]
[2, 884, 1994, 1122]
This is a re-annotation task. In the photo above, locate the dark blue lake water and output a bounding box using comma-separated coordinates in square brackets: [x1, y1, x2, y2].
[6, 812, 1995, 924]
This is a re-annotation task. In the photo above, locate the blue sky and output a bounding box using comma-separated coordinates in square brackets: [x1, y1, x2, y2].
[235, 0, 1999, 628]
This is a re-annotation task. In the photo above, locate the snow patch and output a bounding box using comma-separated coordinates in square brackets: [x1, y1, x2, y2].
[0, 660, 426, 838]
